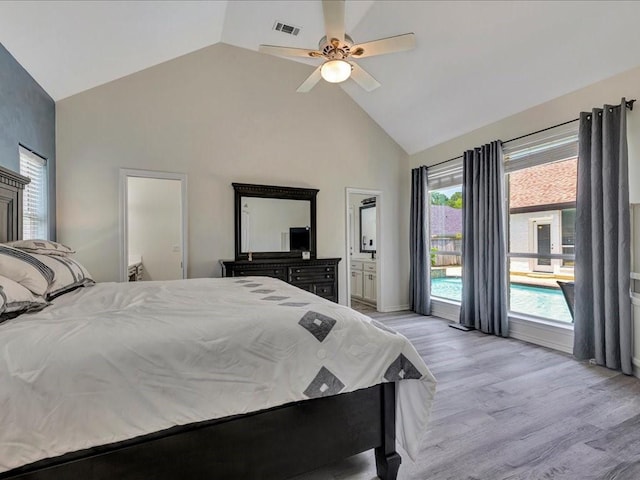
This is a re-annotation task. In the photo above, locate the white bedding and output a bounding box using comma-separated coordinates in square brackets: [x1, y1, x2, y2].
[0, 277, 436, 473]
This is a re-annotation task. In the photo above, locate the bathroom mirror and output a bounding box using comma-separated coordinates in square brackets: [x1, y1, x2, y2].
[360, 204, 377, 253]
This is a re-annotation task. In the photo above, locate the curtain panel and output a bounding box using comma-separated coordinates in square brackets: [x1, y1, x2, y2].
[459, 141, 508, 336]
[574, 99, 632, 375]
[410, 165, 431, 315]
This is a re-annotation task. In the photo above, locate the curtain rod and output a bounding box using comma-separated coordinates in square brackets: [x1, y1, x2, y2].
[427, 99, 636, 168]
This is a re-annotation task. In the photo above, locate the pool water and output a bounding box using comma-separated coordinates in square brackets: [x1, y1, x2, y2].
[431, 277, 573, 323]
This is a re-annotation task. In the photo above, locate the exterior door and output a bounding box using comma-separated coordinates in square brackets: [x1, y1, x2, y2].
[534, 221, 552, 272]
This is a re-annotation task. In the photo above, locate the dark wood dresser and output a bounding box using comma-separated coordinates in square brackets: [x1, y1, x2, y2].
[221, 258, 341, 303]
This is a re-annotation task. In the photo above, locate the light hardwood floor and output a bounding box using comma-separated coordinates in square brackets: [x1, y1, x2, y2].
[293, 312, 640, 480]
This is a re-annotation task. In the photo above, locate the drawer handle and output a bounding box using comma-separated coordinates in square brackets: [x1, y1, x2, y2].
[326, 274, 331, 278]
[325, 268, 331, 271]
[295, 269, 301, 273]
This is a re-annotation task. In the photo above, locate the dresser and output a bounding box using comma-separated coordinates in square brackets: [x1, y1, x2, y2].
[221, 258, 341, 303]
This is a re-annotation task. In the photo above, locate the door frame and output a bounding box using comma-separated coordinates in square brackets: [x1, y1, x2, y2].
[119, 168, 188, 282]
[345, 188, 383, 311]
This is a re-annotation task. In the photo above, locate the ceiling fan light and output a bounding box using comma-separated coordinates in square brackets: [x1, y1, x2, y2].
[320, 59, 352, 83]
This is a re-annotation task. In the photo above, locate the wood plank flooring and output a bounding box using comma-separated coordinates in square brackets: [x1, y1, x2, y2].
[292, 312, 640, 480]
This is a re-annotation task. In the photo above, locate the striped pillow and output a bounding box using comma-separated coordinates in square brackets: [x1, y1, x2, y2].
[31, 254, 94, 300]
[0, 245, 54, 296]
[0, 274, 48, 322]
[6, 239, 75, 256]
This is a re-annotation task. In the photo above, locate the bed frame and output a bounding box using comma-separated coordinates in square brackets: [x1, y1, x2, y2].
[0, 167, 401, 480]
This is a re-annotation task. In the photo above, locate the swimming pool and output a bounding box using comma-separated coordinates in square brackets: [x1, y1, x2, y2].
[431, 277, 573, 323]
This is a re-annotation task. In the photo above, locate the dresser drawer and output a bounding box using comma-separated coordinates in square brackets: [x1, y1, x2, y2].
[314, 282, 335, 300]
[234, 268, 287, 281]
[351, 261, 363, 271]
[363, 262, 376, 273]
[288, 265, 336, 283]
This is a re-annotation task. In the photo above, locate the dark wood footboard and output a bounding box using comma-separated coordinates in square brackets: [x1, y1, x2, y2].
[2, 383, 399, 480]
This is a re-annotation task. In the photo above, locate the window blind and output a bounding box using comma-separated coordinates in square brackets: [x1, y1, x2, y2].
[427, 157, 464, 190]
[503, 121, 578, 173]
[19, 146, 48, 240]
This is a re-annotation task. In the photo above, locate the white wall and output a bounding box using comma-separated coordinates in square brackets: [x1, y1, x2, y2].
[56, 43, 410, 308]
[128, 177, 182, 281]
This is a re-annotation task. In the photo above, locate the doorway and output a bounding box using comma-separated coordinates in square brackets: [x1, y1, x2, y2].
[345, 188, 382, 313]
[119, 169, 188, 282]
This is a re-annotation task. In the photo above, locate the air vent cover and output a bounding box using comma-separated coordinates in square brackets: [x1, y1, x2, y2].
[274, 21, 300, 36]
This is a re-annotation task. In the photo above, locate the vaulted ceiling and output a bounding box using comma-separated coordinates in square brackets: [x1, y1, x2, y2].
[1, 1, 640, 154]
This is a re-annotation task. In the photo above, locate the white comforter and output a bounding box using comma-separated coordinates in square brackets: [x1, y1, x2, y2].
[0, 277, 436, 473]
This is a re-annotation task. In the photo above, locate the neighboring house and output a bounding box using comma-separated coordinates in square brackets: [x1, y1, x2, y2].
[509, 158, 577, 275]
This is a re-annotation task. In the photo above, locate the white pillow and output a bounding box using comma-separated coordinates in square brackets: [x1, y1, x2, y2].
[6, 239, 75, 256]
[0, 245, 54, 296]
[0, 274, 48, 321]
[30, 254, 94, 300]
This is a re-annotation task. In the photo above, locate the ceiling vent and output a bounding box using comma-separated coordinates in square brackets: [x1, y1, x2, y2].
[273, 21, 301, 36]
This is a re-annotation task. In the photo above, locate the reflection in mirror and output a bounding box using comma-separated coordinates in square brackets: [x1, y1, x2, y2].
[241, 197, 311, 253]
[360, 204, 376, 252]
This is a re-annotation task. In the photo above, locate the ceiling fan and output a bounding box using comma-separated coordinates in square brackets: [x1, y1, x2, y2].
[258, 0, 416, 93]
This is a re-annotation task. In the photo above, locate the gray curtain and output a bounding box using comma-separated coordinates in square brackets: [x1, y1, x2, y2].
[574, 99, 632, 375]
[410, 165, 431, 315]
[459, 141, 508, 336]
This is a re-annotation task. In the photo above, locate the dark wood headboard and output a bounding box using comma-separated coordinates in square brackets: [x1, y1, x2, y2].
[0, 165, 30, 243]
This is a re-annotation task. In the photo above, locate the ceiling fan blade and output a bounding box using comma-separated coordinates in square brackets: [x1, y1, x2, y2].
[350, 63, 381, 92]
[322, 0, 345, 43]
[259, 45, 323, 59]
[350, 33, 416, 58]
[297, 66, 323, 93]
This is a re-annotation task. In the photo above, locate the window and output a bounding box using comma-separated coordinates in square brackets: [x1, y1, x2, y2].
[504, 123, 578, 324]
[19, 146, 48, 240]
[427, 123, 578, 325]
[428, 159, 463, 302]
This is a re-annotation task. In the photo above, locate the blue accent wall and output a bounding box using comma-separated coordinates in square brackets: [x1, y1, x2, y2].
[0, 42, 56, 239]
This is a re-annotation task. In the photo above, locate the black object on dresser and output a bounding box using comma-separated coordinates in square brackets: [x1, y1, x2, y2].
[221, 257, 341, 303]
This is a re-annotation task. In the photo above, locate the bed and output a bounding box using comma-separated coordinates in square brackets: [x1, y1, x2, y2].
[0, 167, 436, 480]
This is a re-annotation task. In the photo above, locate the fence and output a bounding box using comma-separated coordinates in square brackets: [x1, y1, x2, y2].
[431, 238, 462, 266]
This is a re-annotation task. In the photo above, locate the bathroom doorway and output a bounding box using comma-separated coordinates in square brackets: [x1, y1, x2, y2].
[345, 188, 382, 313]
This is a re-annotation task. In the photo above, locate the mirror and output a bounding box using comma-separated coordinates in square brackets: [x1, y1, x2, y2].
[233, 183, 317, 260]
[360, 204, 376, 253]
[240, 197, 310, 252]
